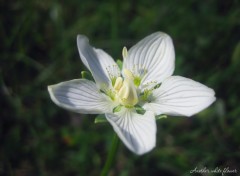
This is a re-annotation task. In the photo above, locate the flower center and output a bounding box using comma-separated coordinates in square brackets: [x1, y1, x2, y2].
[113, 70, 138, 107]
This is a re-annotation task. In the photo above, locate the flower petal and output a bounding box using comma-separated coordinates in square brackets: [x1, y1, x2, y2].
[77, 35, 120, 90]
[123, 32, 175, 88]
[48, 79, 114, 114]
[143, 76, 216, 117]
[106, 109, 156, 155]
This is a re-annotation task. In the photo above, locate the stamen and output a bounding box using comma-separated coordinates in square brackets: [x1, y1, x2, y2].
[140, 89, 152, 102]
[122, 46, 128, 59]
[127, 65, 148, 87]
[114, 77, 123, 91]
[123, 69, 134, 80]
[106, 64, 120, 86]
[106, 89, 115, 101]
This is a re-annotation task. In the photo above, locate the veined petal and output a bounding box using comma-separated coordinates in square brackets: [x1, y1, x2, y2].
[48, 79, 114, 114]
[106, 109, 156, 155]
[143, 76, 216, 117]
[77, 35, 120, 90]
[123, 32, 175, 88]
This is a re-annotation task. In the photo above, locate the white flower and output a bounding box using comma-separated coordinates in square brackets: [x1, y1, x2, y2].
[48, 32, 216, 155]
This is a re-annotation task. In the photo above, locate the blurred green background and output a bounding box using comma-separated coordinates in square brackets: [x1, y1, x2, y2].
[1, 0, 240, 175]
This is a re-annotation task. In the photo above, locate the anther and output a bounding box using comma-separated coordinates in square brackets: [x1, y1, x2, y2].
[114, 77, 123, 91]
[122, 47, 128, 59]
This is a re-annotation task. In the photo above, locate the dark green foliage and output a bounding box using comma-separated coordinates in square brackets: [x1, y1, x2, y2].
[1, 0, 240, 175]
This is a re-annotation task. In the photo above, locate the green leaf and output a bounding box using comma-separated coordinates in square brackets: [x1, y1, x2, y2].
[135, 105, 146, 115]
[153, 83, 161, 89]
[94, 114, 108, 123]
[113, 105, 122, 113]
[81, 71, 94, 81]
[155, 114, 167, 120]
[116, 59, 123, 70]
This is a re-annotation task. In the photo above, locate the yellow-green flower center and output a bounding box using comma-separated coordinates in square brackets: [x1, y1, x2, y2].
[112, 69, 139, 107]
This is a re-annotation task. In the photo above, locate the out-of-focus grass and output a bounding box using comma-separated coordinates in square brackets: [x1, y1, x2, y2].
[1, 0, 240, 175]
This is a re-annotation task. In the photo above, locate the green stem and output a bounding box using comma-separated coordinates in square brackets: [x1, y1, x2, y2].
[100, 133, 120, 176]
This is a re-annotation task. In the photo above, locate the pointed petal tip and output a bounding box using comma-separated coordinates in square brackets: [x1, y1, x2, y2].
[152, 31, 172, 40]
[77, 34, 87, 39]
[134, 143, 156, 155]
[47, 85, 53, 91]
[185, 96, 216, 117]
[47, 84, 61, 108]
[47, 85, 54, 95]
[77, 34, 88, 45]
